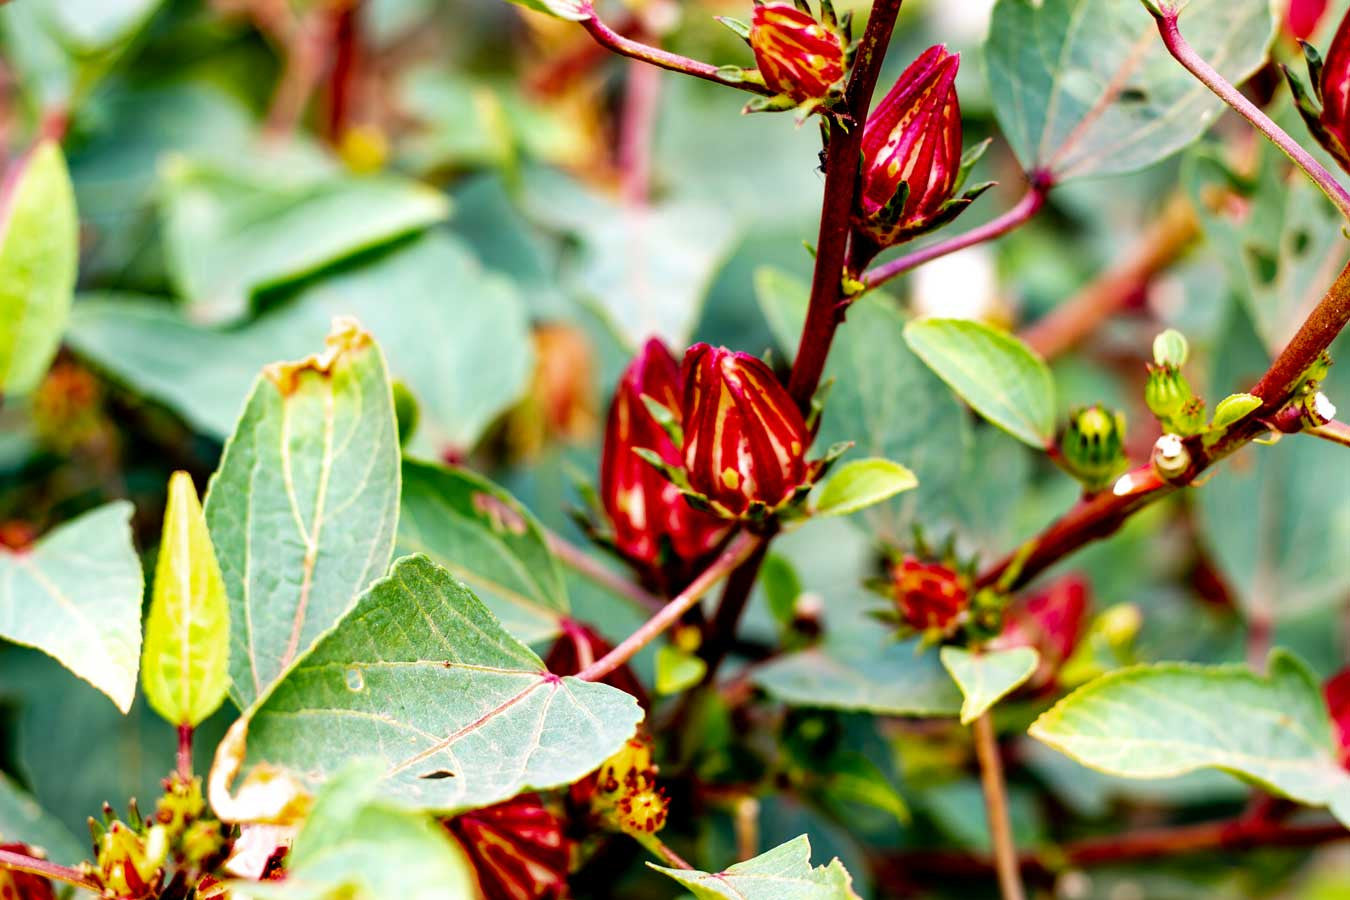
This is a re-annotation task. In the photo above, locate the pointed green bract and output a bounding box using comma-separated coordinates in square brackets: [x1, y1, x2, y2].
[985, 0, 1275, 179]
[232, 762, 478, 900]
[142, 471, 230, 727]
[0, 140, 78, 396]
[238, 554, 642, 812]
[205, 319, 400, 709]
[904, 318, 1057, 449]
[397, 461, 568, 645]
[1030, 650, 1350, 826]
[940, 646, 1039, 725]
[0, 503, 142, 712]
[650, 835, 861, 899]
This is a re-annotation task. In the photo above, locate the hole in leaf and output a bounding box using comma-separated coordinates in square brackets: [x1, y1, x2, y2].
[344, 668, 365, 691]
[1243, 243, 1279, 286]
[1119, 86, 1148, 104]
[419, 770, 456, 780]
[1291, 230, 1312, 256]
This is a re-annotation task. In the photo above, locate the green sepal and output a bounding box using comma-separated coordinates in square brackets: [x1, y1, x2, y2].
[714, 16, 752, 42]
[716, 65, 752, 84]
[819, 0, 837, 28]
[806, 378, 834, 433]
[743, 93, 801, 115]
[1301, 40, 1326, 101]
[952, 138, 993, 195]
[639, 392, 684, 447]
[632, 447, 691, 491]
[1282, 63, 1328, 144]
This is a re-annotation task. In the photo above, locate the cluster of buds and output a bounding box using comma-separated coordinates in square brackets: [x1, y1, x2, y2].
[992, 575, 1091, 690]
[0, 844, 56, 900]
[598, 338, 732, 590]
[598, 340, 822, 585]
[1144, 329, 1207, 440]
[1058, 405, 1128, 494]
[445, 795, 573, 900]
[740, 1, 849, 115]
[1285, 7, 1350, 175]
[86, 775, 225, 899]
[886, 554, 972, 636]
[574, 734, 669, 838]
[855, 45, 991, 248]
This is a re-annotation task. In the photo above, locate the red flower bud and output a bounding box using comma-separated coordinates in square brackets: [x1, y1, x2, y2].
[446, 795, 572, 900]
[680, 344, 809, 517]
[544, 619, 648, 709]
[1324, 666, 1350, 768]
[890, 555, 969, 632]
[1288, 0, 1329, 40]
[600, 339, 730, 575]
[749, 4, 846, 104]
[993, 575, 1091, 687]
[0, 844, 56, 900]
[857, 45, 964, 246]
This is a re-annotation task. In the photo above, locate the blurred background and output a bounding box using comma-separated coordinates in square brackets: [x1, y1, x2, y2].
[1, 0, 1350, 897]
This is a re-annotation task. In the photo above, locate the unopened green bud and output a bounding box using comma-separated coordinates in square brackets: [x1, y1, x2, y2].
[1060, 405, 1128, 492]
[1145, 363, 1193, 424]
[1152, 329, 1189, 368]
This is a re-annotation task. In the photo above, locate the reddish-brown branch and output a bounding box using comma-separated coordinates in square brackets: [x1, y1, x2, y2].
[0, 848, 99, 893]
[786, 0, 904, 411]
[579, 15, 773, 96]
[981, 256, 1350, 592]
[323, 0, 362, 144]
[1309, 420, 1350, 448]
[1020, 194, 1199, 360]
[618, 60, 662, 206]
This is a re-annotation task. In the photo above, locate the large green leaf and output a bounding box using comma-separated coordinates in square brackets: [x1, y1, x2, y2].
[204, 320, 401, 709]
[0, 772, 86, 867]
[0, 141, 78, 397]
[234, 762, 477, 900]
[756, 269, 970, 540]
[67, 235, 531, 457]
[160, 154, 449, 323]
[142, 471, 230, 727]
[650, 835, 861, 900]
[985, 0, 1276, 180]
[940, 646, 1039, 725]
[236, 555, 642, 811]
[904, 318, 1057, 449]
[1030, 650, 1350, 826]
[754, 639, 963, 718]
[398, 461, 569, 645]
[0, 502, 142, 712]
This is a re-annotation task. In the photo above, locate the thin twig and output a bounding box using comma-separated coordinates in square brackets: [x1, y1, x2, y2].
[579, 15, 772, 96]
[0, 848, 99, 893]
[543, 528, 663, 612]
[577, 534, 762, 682]
[1020, 193, 1199, 359]
[177, 724, 194, 781]
[1152, 8, 1350, 221]
[1309, 419, 1350, 447]
[619, 60, 662, 206]
[972, 714, 1025, 900]
[861, 180, 1051, 292]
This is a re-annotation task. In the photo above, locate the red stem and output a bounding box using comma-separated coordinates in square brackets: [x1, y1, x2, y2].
[861, 179, 1050, 292]
[324, 0, 362, 144]
[579, 15, 772, 96]
[177, 724, 194, 781]
[0, 848, 99, 893]
[619, 60, 662, 206]
[1153, 10, 1350, 221]
[1309, 419, 1350, 447]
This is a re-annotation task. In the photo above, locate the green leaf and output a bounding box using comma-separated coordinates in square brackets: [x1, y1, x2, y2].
[141, 471, 230, 727]
[0, 772, 87, 867]
[813, 459, 918, 518]
[756, 269, 970, 538]
[160, 154, 449, 323]
[397, 460, 569, 645]
[232, 761, 478, 900]
[1029, 649, 1350, 826]
[501, 0, 593, 20]
[754, 639, 963, 718]
[236, 555, 642, 811]
[205, 319, 401, 709]
[650, 835, 861, 900]
[0, 502, 142, 712]
[655, 644, 707, 695]
[903, 318, 1057, 449]
[68, 235, 531, 457]
[939, 646, 1040, 725]
[985, 0, 1276, 179]
[1209, 392, 1261, 431]
[0, 141, 78, 397]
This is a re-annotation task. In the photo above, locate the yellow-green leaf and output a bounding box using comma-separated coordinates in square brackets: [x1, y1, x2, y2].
[142, 471, 230, 727]
[0, 140, 78, 396]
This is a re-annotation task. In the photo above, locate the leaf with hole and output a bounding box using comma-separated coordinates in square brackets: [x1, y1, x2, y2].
[234, 554, 642, 811]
